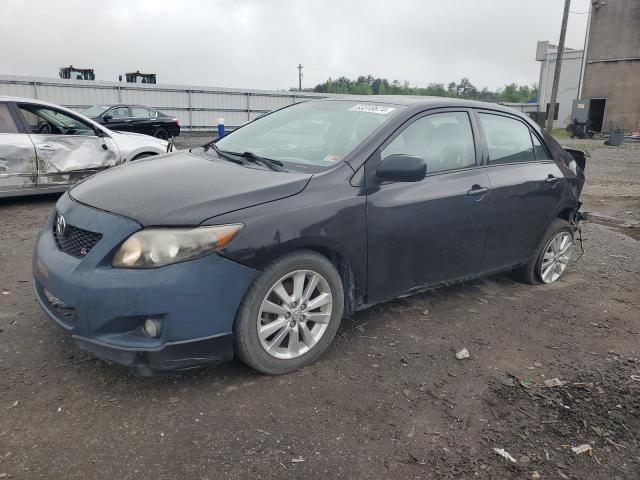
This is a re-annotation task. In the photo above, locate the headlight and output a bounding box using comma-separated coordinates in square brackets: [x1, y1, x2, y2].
[112, 224, 243, 268]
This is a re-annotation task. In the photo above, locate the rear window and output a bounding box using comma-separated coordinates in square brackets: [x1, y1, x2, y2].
[131, 107, 156, 118]
[479, 113, 535, 164]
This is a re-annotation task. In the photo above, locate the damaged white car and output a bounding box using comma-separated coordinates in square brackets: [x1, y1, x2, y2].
[0, 96, 173, 198]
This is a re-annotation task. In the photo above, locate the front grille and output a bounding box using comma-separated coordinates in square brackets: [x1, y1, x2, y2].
[53, 222, 102, 258]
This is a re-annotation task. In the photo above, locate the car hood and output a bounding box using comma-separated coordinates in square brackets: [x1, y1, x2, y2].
[69, 151, 312, 226]
[109, 130, 169, 149]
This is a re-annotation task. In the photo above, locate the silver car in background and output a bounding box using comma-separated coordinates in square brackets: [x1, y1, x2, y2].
[0, 96, 172, 198]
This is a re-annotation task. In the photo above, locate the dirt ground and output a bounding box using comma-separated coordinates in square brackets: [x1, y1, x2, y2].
[0, 136, 639, 479]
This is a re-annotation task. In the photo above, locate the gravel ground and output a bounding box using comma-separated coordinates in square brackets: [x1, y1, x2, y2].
[0, 136, 638, 479]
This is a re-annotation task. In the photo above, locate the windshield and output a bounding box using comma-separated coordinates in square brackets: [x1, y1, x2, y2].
[215, 100, 403, 169]
[82, 105, 111, 117]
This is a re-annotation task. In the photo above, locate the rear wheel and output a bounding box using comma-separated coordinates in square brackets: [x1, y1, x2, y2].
[234, 251, 344, 374]
[153, 127, 169, 140]
[512, 218, 574, 285]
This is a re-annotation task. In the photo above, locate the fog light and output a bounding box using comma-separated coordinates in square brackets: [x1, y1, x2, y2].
[143, 318, 162, 338]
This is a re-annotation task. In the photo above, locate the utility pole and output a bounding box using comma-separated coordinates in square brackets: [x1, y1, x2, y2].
[546, 0, 571, 132]
[577, 0, 594, 99]
[297, 64, 303, 92]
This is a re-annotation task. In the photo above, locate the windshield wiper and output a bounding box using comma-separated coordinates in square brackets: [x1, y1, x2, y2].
[203, 142, 288, 172]
[233, 151, 288, 172]
[205, 142, 249, 166]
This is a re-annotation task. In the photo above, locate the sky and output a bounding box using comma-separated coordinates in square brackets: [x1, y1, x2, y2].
[0, 0, 591, 92]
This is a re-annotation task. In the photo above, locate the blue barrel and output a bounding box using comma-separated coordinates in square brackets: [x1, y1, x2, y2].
[217, 118, 225, 138]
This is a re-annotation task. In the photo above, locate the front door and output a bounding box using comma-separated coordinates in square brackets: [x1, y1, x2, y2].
[103, 106, 132, 132]
[0, 102, 37, 194]
[476, 111, 565, 274]
[366, 110, 491, 303]
[15, 103, 119, 189]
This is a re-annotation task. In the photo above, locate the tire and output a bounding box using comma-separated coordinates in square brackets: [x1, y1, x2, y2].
[512, 218, 574, 285]
[234, 250, 344, 374]
[153, 127, 169, 140]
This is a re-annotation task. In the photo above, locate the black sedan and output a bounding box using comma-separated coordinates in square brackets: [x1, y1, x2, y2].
[82, 104, 180, 139]
[34, 96, 586, 375]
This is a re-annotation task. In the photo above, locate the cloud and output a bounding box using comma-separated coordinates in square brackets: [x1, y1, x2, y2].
[0, 0, 590, 91]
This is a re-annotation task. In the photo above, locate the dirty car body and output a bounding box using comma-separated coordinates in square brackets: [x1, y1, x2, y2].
[0, 96, 171, 198]
[32, 96, 586, 373]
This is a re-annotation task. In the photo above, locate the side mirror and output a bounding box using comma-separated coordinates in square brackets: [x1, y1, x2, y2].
[103, 114, 112, 122]
[376, 154, 427, 182]
[94, 127, 107, 138]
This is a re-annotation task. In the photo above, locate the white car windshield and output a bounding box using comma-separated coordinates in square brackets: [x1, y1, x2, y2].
[215, 100, 403, 168]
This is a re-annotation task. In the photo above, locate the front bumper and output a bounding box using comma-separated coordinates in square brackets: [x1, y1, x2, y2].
[33, 193, 259, 372]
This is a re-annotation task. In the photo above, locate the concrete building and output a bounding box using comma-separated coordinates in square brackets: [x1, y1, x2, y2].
[536, 41, 583, 129]
[581, 0, 640, 132]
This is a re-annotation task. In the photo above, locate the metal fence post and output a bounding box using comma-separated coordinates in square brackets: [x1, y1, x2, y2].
[32, 81, 38, 99]
[188, 89, 193, 131]
[246, 92, 251, 121]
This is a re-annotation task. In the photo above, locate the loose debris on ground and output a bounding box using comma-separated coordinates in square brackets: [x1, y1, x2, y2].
[482, 364, 639, 479]
[0, 135, 638, 479]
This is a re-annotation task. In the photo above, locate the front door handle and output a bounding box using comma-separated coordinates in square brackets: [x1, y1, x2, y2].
[545, 175, 561, 184]
[467, 185, 489, 196]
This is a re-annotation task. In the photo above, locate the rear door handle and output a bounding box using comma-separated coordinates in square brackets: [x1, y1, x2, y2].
[467, 185, 489, 196]
[545, 175, 561, 184]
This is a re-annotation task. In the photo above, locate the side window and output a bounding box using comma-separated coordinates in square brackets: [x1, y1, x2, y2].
[0, 104, 19, 134]
[479, 113, 535, 164]
[381, 112, 476, 174]
[109, 107, 129, 118]
[531, 133, 552, 160]
[18, 105, 95, 136]
[131, 107, 152, 118]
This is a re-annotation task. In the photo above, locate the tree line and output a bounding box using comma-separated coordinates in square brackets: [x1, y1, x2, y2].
[301, 75, 537, 104]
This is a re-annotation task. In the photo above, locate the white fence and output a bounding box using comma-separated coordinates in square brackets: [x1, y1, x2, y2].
[0, 75, 330, 130]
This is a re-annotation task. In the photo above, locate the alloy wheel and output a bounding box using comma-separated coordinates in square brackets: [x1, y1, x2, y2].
[540, 231, 573, 283]
[257, 269, 333, 359]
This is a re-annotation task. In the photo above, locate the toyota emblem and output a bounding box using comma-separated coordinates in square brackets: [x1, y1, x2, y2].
[55, 214, 67, 237]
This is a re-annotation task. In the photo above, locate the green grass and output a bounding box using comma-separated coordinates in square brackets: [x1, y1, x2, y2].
[550, 128, 570, 138]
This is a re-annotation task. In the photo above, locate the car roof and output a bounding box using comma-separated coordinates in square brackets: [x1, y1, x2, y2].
[93, 104, 158, 109]
[0, 95, 61, 106]
[0, 98, 158, 110]
[311, 95, 529, 116]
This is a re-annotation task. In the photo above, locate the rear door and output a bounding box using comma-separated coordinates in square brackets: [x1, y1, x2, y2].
[0, 102, 37, 194]
[129, 106, 156, 136]
[15, 103, 120, 189]
[365, 109, 491, 303]
[476, 111, 564, 274]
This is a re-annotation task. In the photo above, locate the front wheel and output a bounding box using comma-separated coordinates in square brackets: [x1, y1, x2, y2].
[512, 218, 574, 285]
[234, 251, 344, 374]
